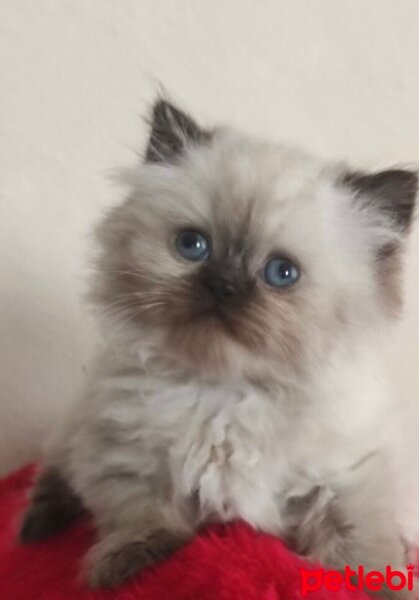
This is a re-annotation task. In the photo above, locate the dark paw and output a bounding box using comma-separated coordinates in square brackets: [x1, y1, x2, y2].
[19, 469, 84, 544]
[20, 504, 58, 543]
[20, 500, 82, 543]
[87, 529, 188, 588]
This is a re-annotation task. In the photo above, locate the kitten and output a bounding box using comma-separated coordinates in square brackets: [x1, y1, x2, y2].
[20, 99, 417, 597]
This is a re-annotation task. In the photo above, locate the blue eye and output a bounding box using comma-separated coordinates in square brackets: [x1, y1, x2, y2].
[264, 258, 300, 288]
[176, 230, 209, 261]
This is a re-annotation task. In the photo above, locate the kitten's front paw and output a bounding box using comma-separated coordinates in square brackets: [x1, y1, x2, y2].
[19, 470, 84, 544]
[86, 529, 188, 588]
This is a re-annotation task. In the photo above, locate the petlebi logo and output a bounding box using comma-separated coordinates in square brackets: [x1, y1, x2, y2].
[300, 564, 415, 596]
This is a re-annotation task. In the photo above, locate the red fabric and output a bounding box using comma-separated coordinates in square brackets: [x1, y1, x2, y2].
[0, 465, 383, 599]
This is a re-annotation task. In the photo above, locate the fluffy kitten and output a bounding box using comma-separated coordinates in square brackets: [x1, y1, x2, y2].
[20, 99, 417, 597]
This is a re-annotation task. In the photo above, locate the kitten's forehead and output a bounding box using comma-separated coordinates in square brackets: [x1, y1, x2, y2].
[181, 131, 334, 253]
[199, 131, 326, 205]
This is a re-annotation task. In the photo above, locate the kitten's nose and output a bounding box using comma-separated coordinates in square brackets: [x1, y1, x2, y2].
[204, 276, 239, 302]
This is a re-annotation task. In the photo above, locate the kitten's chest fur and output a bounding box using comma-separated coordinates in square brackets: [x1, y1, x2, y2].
[163, 381, 374, 531]
[168, 382, 290, 529]
[83, 342, 386, 533]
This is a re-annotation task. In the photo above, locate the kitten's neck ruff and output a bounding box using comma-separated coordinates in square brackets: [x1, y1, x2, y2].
[97, 321, 394, 425]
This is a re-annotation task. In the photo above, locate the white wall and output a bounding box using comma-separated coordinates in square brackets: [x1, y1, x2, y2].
[0, 0, 418, 475]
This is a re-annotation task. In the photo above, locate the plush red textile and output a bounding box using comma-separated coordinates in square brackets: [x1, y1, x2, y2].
[0, 464, 388, 600]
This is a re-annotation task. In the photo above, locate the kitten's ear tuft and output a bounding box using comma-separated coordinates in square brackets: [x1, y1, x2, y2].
[145, 99, 211, 164]
[342, 168, 417, 232]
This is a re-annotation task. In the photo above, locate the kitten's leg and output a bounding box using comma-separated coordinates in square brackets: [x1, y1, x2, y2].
[83, 479, 194, 588]
[19, 468, 85, 543]
[283, 463, 411, 599]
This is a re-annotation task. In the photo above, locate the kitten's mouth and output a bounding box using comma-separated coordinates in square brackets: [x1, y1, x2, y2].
[196, 296, 236, 319]
[193, 303, 230, 324]
[197, 304, 244, 340]
[211, 306, 233, 326]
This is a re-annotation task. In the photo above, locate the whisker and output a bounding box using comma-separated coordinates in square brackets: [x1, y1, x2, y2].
[103, 310, 140, 344]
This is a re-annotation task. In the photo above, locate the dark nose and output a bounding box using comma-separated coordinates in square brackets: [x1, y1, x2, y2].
[204, 276, 239, 302]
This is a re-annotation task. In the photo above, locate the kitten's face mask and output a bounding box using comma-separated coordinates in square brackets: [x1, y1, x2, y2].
[94, 100, 417, 378]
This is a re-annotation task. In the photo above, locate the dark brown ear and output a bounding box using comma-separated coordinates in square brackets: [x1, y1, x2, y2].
[145, 99, 211, 164]
[341, 169, 417, 232]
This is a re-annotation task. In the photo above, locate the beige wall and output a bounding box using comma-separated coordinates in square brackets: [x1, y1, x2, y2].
[0, 0, 418, 474]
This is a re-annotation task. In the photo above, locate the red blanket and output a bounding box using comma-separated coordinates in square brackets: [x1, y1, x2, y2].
[0, 465, 397, 599]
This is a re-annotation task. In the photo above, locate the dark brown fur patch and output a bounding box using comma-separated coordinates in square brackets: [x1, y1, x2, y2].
[341, 168, 417, 313]
[87, 529, 189, 588]
[341, 168, 417, 232]
[145, 99, 212, 164]
[20, 469, 85, 543]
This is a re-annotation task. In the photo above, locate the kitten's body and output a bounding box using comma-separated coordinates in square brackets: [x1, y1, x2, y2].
[55, 328, 393, 531]
[20, 100, 417, 597]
